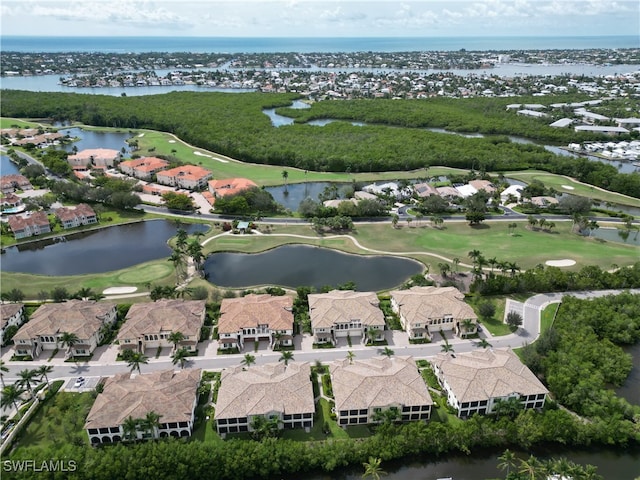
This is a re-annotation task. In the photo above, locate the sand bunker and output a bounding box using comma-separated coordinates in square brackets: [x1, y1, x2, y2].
[137, 133, 145, 137]
[561, 185, 575, 190]
[193, 151, 229, 163]
[168, 140, 176, 143]
[103, 286, 138, 295]
[545, 259, 577, 267]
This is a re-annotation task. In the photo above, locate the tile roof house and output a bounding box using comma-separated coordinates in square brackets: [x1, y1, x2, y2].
[330, 356, 432, 426]
[208, 178, 258, 198]
[218, 294, 294, 351]
[0, 174, 33, 194]
[7, 211, 51, 239]
[431, 348, 548, 418]
[117, 299, 206, 354]
[389, 286, 478, 341]
[67, 149, 121, 168]
[85, 369, 201, 445]
[0, 193, 23, 210]
[412, 182, 439, 198]
[118, 157, 169, 180]
[215, 362, 314, 437]
[13, 300, 117, 359]
[308, 290, 385, 346]
[0, 303, 25, 346]
[156, 165, 213, 190]
[53, 203, 98, 229]
[468, 180, 496, 194]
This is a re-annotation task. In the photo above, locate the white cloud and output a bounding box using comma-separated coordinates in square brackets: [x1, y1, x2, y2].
[28, 1, 192, 29]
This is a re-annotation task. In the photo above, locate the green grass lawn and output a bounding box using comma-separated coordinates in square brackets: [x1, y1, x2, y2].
[540, 302, 560, 334]
[13, 386, 94, 450]
[467, 296, 512, 337]
[134, 128, 466, 187]
[506, 170, 640, 208]
[0, 118, 42, 129]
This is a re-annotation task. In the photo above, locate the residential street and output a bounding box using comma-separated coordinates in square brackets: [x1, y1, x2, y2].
[3, 289, 638, 386]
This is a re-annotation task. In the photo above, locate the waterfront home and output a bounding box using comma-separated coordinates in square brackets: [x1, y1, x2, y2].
[156, 165, 212, 190]
[12, 300, 117, 359]
[0, 303, 25, 346]
[574, 125, 629, 136]
[0, 193, 23, 211]
[308, 290, 385, 346]
[217, 294, 294, 351]
[468, 179, 496, 195]
[330, 356, 432, 426]
[0, 174, 32, 194]
[67, 148, 121, 169]
[214, 362, 314, 437]
[431, 348, 548, 418]
[500, 184, 524, 204]
[117, 299, 206, 355]
[53, 203, 98, 229]
[389, 286, 478, 341]
[85, 369, 201, 445]
[118, 157, 169, 180]
[6, 211, 51, 239]
[208, 177, 257, 198]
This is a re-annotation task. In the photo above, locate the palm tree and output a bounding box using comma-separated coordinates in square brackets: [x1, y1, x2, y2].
[168, 249, 186, 282]
[362, 456, 386, 480]
[391, 213, 399, 229]
[273, 331, 284, 350]
[75, 287, 94, 301]
[279, 351, 294, 366]
[487, 256, 498, 272]
[175, 228, 188, 251]
[187, 239, 206, 272]
[126, 351, 149, 374]
[167, 331, 185, 352]
[171, 347, 190, 369]
[0, 360, 8, 388]
[1, 384, 25, 413]
[415, 212, 423, 226]
[59, 331, 79, 358]
[461, 319, 476, 337]
[497, 449, 517, 479]
[379, 347, 394, 358]
[122, 415, 140, 442]
[35, 365, 54, 386]
[452, 257, 460, 273]
[17, 368, 39, 398]
[241, 353, 256, 368]
[441, 343, 455, 353]
[468, 249, 482, 266]
[281, 170, 289, 192]
[507, 262, 520, 277]
[143, 411, 162, 439]
[346, 350, 355, 364]
[518, 455, 543, 480]
[588, 219, 599, 237]
[476, 338, 492, 349]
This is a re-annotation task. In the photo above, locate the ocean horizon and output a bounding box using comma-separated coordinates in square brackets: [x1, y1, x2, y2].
[1, 35, 638, 54]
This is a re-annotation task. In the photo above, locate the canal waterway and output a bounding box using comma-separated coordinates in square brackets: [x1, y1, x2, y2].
[202, 244, 423, 291]
[0, 220, 208, 276]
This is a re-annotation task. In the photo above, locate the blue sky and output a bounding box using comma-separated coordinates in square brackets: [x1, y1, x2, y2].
[1, 0, 639, 37]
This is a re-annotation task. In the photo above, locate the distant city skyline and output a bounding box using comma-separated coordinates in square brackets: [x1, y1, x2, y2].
[1, 0, 639, 39]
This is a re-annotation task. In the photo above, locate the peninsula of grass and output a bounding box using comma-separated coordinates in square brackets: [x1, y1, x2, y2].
[0, 117, 42, 129]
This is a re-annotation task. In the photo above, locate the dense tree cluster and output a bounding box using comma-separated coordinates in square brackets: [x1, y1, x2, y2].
[50, 180, 141, 210]
[521, 293, 640, 419]
[2, 90, 639, 198]
[471, 262, 640, 295]
[213, 187, 280, 215]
